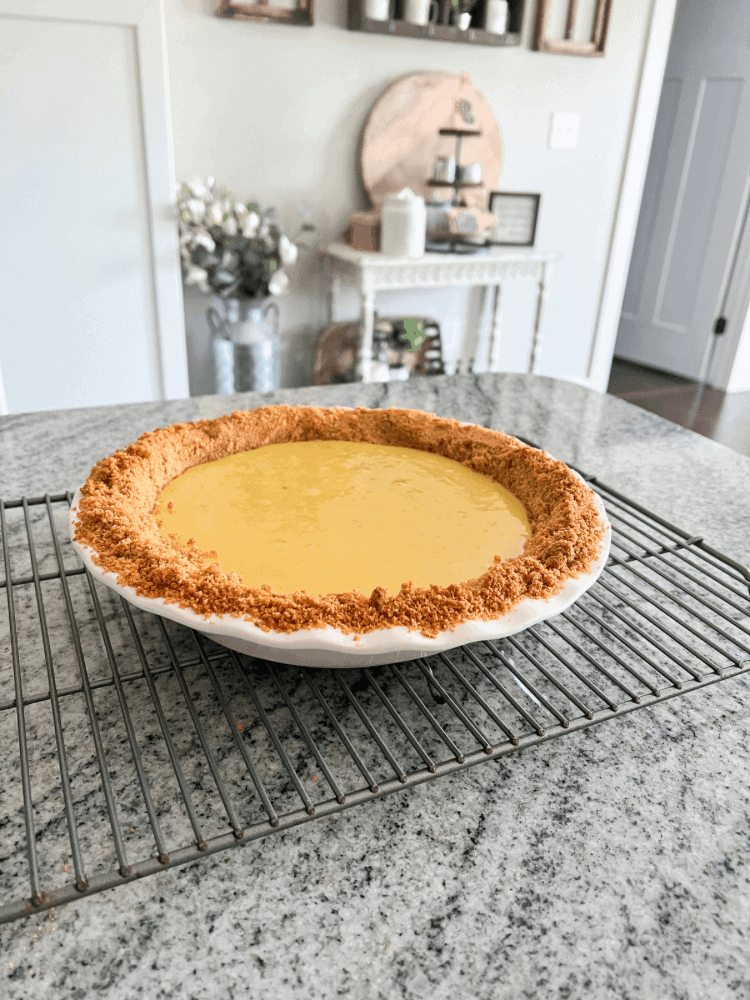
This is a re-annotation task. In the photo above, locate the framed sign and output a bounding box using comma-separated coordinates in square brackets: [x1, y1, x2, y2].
[488, 192, 541, 246]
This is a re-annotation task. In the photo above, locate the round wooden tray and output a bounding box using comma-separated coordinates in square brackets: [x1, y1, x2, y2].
[361, 71, 503, 212]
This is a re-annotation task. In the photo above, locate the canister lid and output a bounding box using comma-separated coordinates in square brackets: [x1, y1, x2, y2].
[383, 188, 424, 208]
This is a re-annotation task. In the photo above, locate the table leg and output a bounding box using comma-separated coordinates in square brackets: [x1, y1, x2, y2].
[529, 263, 550, 374]
[328, 262, 341, 326]
[488, 282, 503, 372]
[463, 285, 491, 374]
[357, 285, 375, 383]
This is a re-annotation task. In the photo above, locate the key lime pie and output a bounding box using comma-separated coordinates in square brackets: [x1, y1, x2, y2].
[72, 406, 606, 639]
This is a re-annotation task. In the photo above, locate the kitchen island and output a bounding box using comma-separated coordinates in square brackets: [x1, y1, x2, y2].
[1, 373, 749, 999]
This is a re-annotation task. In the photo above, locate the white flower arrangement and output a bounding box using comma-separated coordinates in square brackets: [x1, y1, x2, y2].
[177, 177, 298, 299]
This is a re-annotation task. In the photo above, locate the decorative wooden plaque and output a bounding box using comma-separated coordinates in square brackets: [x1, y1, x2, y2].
[216, 0, 314, 27]
[534, 0, 612, 56]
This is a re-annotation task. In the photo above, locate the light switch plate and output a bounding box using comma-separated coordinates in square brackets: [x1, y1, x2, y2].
[549, 112, 581, 150]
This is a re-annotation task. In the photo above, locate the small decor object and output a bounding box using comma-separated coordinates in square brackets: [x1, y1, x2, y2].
[484, 0, 508, 33]
[534, 0, 612, 56]
[425, 115, 492, 252]
[447, 206, 496, 237]
[456, 99, 475, 125]
[401, 317, 428, 351]
[425, 199, 453, 237]
[448, 208, 479, 236]
[349, 210, 381, 252]
[215, 0, 314, 27]
[450, 0, 476, 28]
[380, 188, 426, 257]
[403, 0, 438, 25]
[428, 126, 483, 212]
[177, 177, 297, 300]
[364, 0, 390, 17]
[177, 177, 298, 394]
[313, 317, 444, 386]
[488, 192, 541, 246]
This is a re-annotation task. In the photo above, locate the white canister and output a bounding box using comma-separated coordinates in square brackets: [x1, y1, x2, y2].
[365, 0, 390, 20]
[456, 162, 482, 184]
[403, 0, 438, 25]
[484, 0, 508, 34]
[381, 188, 426, 258]
[433, 156, 456, 183]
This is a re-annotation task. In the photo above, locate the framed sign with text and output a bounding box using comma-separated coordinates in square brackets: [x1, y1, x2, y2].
[488, 192, 541, 247]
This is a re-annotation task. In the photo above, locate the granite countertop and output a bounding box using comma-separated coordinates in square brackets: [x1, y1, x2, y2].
[1, 373, 749, 999]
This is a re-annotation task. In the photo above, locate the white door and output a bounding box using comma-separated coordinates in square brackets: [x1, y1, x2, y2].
[616, 0, 750, 383]
[0, 0, 188, 414]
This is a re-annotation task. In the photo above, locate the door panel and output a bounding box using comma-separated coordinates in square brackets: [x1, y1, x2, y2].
[656, 78, 743, 331]
[1, 17, 161, 413]
[616, 0, 750, 383]
[0, 1, 187, 414]
[621, 78, 682, 320]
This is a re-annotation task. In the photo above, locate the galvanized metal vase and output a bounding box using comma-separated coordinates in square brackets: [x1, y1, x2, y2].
[208, 296, 280, 395]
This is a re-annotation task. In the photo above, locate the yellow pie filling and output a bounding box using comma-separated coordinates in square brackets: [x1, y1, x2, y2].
[156, 440, 530, 598]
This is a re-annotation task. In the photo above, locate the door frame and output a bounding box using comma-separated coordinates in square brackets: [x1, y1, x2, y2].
[0, 0, 189, 406]
[581, 0, 680, 393]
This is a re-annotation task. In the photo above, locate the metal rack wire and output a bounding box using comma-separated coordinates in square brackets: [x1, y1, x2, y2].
[1, 466, 749, 925]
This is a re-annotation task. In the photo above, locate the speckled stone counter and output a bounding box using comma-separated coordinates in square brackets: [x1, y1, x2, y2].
[1, 374, 749, 1000]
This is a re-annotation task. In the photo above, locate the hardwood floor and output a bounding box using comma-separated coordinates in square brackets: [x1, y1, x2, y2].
[607, 358, 750, 457]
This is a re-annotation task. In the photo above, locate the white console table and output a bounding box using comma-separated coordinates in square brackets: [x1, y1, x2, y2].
[322, 242, 559, 383]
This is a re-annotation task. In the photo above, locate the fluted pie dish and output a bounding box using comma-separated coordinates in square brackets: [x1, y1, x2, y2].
[70, 406, 610, 668]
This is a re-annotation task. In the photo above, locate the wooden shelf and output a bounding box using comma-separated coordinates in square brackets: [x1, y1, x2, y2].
[427, 179, 484, 188]
[439, 128, 482, 137]
[348, 0, 525, 47]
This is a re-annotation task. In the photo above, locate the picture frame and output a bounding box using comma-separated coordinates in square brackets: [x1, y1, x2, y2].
[533, 0, 612, 57]
[215, 0, 314, 27]
[488, 192, 541, 247]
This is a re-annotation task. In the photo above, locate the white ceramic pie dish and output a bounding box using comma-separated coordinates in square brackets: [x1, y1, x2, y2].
[69, 475, 610, 669]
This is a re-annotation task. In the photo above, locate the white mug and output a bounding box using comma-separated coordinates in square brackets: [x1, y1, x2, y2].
[456, 162, 482, 184]
[433, 156, 456, 182]
[403, 0, 438, 26]
[365, 0, 390, 19]
[484, 0, 508, 34]
[453, 10, 472, 29]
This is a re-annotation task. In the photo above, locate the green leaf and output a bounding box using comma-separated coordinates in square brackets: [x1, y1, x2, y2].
[401, 318, 425, 352]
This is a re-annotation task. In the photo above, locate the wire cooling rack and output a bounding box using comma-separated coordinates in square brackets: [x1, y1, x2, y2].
[1, 464, 749, 924]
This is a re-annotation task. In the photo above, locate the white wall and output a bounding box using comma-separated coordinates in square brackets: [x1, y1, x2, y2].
[164, 0, 656, 394]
